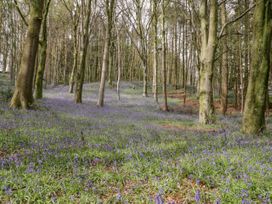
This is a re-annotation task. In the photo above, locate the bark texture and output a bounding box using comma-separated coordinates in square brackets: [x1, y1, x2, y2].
[242, 0, 272, 134]
[199, 0, 217, 124]
[34, 0, 51, 99]
[10, 0, 44, 109]
[97, 0, 115, 107]
[75, 0, 92, 103]
[220, 2, 228, 115]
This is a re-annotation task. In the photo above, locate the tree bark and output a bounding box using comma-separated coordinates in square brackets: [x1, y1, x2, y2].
[199, 0, 218, 124]
[161, 0, 168, 111]
[152, 0, 158, 102]
[75, 0, 92, 103]
[242, 0, 272, 134]
[69, 15, 79, 93]
[34, 0, 51, 99]
[116, 25, 121, 101]
[220, 2, 228, 115]
[97, 0, 115, 107]
[10, 0, 45, 109]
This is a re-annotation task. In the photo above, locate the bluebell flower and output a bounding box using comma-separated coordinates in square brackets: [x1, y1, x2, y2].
[155, 193, 164, 204]
[3, 186, 12, 195]
[116, 192, 122, 200]
[26, 162, 35, 173]
[196, 179, 200, 186]
[241, 198, 251, 204]
[195, 190, 201, 203]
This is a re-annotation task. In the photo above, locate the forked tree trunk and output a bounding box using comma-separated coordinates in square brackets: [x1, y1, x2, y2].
[199, 0, 217, 124]
[10, 0, 44, 109]
[75, 0, 92, 103]
[34, 0, 51, 99]
[242, 0, 272, 134]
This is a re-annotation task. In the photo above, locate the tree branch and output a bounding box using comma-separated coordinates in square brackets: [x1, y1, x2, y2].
[13, 0, 28, 27]
[218, 3, 256, 39]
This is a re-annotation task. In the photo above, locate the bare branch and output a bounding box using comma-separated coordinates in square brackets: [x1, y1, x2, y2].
[219, 3, 256, 39]
[13, 0, 28, 27]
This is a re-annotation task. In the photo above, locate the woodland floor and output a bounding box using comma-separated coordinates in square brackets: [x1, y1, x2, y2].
[0, 74, 272, 203]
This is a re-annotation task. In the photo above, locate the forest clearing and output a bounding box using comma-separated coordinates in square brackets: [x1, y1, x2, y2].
[1, 0, 272, 203]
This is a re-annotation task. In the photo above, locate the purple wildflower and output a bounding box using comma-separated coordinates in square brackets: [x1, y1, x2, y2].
[241, 198, 251, 204]
[3, 186, 12, 195]
[155, 194, 164, 204]
[195, 190, 201, 203]
[26, 162, 35, 173]
[196, 179, 200, 186]
[85, 180, 93, 190]
[116, 192, 122, 200]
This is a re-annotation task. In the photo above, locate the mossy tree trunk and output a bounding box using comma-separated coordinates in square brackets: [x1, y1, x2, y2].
[34, 0, 51, 99]
[199, 0, 218, 124]
[242, 0, 272, 134]
[10, 0, 45, 109]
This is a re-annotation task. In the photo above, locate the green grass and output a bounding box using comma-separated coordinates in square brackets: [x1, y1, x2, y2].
[0, 83, 271, 203]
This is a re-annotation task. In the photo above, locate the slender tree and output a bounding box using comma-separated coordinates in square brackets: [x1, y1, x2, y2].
[75, 0, 92, 103]
[97, 0, 115, 107]
[220, 2, 228, 115]
[152, 0, 158, 102]
[34, 0, 52, 99]
[161, 0, 168, 111]
[116, 19, 122, 100]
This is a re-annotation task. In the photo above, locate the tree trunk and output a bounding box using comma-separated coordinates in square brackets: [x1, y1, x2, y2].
[10, 0, 44, 109]
[34, 0, 51, 99]
[220, 2, 228, 115]
[161, 0, 168, 111]
[242, 0, 272, 134]
[152, 0, 158, 102]
[199, 0, 217, 124]
[75, 0, 92, 103]
[69, 17, 79, 93]
[97, 33, 110, 106]
[108, 41, 114, 87]
[97, 0, 115, 107]
[116, 25, 121, 101]
[142, 57, 148, 97]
